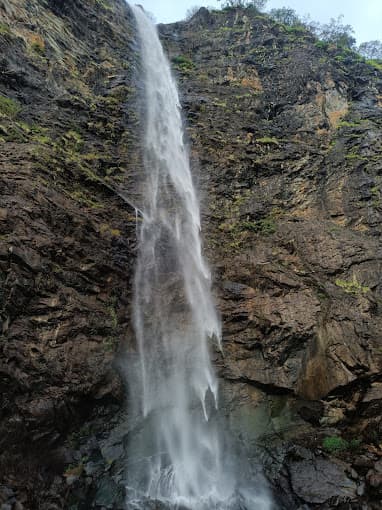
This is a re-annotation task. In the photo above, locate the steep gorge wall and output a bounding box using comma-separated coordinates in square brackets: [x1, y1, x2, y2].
[159, 7, 382, 407]
[159, 7, 382, 508]
[160, 7, 382, 403]
[1, 1, 382, 509]
[0, 0, 138, 506]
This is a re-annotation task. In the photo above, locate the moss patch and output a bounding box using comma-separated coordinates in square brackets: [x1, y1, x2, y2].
[256, 136, 280, 145]
[0, 95, 21, 118]
[241, 218, 276, 235]
[335, 277, 369, 295]
[172, 55, 194, 72]
[0, 23, 11, 35]
[64, 130, 84, 152]
[95, 0, 112, 10]
[29, 33, 46, 54]
[366, 59, 382, 72]
[323, 435, 361, 453]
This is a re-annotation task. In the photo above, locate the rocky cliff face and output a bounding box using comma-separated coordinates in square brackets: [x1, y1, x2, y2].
[1, 2, 382, 509]
[0, 0, 137, 507]
[160, 7, 382, 508]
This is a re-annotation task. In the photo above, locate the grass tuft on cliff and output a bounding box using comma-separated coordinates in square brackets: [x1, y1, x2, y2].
[0, 95, 21, 118]
[323, 436, 361, 453]
[335, 278, 370, 295]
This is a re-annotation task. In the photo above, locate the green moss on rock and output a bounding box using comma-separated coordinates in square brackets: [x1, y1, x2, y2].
[0, 23, 11, 35]
[335, 278, 369, 295]
[0, 95, 21, 118]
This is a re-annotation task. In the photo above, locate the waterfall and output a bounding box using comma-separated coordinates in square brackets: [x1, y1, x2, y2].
[126, 5, 273, 510]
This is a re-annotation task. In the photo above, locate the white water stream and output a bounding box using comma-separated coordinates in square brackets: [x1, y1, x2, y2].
[126, 6, 273, 510]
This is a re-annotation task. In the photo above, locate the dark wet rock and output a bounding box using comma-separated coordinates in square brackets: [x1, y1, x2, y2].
[289, 457, 357, 504]
[160, 8, 382, 507]
[0, 0, 137, 507]
[94, 479, 125, 509]
[160, 5, 382, 404]
[361, 383, 382, 417]
[296, 400, 324, 425]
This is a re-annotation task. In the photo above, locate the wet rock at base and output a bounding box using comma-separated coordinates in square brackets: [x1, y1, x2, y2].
[289, 457, 357, 504]
[94, 479, 125, 509]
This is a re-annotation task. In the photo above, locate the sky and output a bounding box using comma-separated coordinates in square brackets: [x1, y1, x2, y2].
[131, 0, 382, 44]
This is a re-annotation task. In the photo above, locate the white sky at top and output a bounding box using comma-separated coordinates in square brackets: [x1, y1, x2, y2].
[132, 0, 382, 44]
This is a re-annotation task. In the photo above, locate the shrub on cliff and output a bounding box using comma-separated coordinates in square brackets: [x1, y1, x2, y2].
[218, 0, 268, 11]
[318, 15, 356, 49]
[185, 5, 201, 20]
[358, 40, 382, 60]
[269, 7, 301, 26]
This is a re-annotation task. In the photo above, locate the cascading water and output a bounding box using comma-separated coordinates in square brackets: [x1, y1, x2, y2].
[126, 5, 273, 510]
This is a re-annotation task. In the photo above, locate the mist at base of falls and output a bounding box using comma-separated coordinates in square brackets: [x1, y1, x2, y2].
[126, 5, 273, 509]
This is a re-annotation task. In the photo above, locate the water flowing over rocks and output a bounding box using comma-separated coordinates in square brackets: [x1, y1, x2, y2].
[1, 1, 382, 509]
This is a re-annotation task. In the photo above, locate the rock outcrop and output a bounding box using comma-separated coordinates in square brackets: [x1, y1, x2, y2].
[0, 0, 137, 506]
[160, 7, 382, 509]
[1, 1, 382, 509]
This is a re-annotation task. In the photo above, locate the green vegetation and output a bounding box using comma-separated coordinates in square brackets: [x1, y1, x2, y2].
[67, 423, 93, 449]
[29, 33, 45, 55]
[234, 93, 252, 100]
[0, 123, 26, 142]
[318, 16, 356, 49]
[103, 336, 117, 352]
[256, 136, 279, 145]
[269, 8, 356, 50]
[172, 55, 194, 72]
[64, 130, 84, 152]
[107, 300, 118, 330]
[269, 7, 300, 26]
[15, 123, 49, 143]
[213, 1, 380, 64]
[212, 99, 227, 108]
[64, 463, 84, 477]
[68, 189, 103, 209]
[241, 218, 276, 235]
[345, 150, 366, 161]
[315, 40, 329, 50]
[366, 59, 382, 72]
[323, 436, 348, 452]
[284, 25, 306, 35]
[31, 123, 115, 195]
[100, 224, 121, 237]
[218, 190, 281, 246]
[109, 308, 118, 328]
[0, 23, 11, 35]
[218, 0, 268, 9]
[359, 40, 382, 60]
[0, 95, 21, 118]
[95, 0, 112, 10]
[32, 133, 50, 144]
[337, 120, 361, 128]
[335, 277, 370, 295]
[0, 121, 42, 143]
[323, 436, 361, 453]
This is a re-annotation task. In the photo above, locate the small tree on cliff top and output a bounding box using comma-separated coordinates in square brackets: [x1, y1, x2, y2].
[269, 7, 301, 26]
[316, 15, 356, 49]
[218, 0, 268, 10]
[358, 40, 382, 60]
[185, 5, 201, 20]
